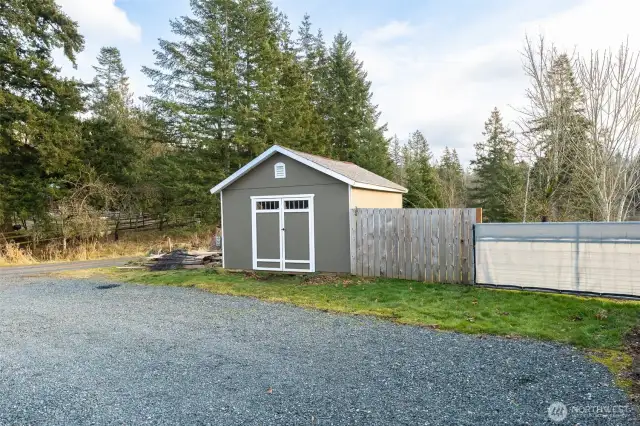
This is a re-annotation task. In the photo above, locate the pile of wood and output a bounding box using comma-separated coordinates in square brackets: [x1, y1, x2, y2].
[146, 249, 222, 271]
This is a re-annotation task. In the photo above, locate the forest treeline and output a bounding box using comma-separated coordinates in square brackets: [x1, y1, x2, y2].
[2, 0, 640, 239]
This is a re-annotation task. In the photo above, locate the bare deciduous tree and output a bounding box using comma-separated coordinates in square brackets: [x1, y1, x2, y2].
[55, 174, 119, 251]
[576, 40, 640, 221]
[517, 36, 640, 222]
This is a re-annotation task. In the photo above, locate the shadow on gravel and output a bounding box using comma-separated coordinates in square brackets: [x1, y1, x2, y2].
[96, 284, 120, 290]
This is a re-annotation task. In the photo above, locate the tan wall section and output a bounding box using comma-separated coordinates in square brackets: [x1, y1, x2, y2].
[350, 187, 403, 208]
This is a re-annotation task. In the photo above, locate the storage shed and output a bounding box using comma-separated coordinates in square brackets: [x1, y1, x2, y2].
[210, 145, 407, 273]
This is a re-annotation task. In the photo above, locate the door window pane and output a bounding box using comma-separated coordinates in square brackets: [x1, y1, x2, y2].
[257, 201, 279, 210]
[284, 199, 309, 210]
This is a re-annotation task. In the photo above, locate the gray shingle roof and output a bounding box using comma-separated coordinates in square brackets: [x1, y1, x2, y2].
[282, 147, 407, 193]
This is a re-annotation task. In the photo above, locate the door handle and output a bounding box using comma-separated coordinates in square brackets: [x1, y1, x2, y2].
[281, 228, 285, 231]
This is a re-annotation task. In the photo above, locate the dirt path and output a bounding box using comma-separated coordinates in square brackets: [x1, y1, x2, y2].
[0, 257, 136, 277]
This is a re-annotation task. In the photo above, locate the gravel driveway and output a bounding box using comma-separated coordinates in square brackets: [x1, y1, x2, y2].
[0, 277, 636, 425]
[0, 257, 135, 277]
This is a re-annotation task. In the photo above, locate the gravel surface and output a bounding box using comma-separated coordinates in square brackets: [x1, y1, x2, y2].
[0, 277, 636, 425]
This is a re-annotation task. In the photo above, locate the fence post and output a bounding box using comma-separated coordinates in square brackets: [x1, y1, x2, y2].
[472, 222, 477, 285]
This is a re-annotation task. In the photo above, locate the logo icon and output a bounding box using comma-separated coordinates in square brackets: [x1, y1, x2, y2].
[548, 401, 568, 422]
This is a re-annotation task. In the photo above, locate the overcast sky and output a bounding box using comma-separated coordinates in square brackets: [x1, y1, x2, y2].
[55, 0, 640, 164]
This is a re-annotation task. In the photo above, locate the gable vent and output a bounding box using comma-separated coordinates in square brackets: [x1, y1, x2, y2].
[274, 162, 286, 179]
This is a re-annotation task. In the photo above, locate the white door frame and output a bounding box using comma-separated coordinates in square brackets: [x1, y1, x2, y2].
[251, 194, 315, 272]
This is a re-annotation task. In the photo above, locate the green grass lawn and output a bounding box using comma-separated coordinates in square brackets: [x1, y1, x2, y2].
[99, 268, 640, 351]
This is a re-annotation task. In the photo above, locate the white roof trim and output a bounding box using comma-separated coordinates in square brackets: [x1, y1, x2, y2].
[210, 145, 406, 194]
[351, 182, 408, 193]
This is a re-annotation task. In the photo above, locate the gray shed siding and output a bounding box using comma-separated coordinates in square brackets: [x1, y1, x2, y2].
[221, 153, 350, 273]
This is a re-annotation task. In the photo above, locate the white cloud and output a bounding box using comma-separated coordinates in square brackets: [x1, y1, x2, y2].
[360, 21, 415, 43]
[55, 0, 146, 99]
[354, 0, 640, 165]
[57, 0, 141, 42]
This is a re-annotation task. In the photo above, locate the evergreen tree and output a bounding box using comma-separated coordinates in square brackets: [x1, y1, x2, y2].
[294, 14, 330, 154]
[471, 108, 523, 222]
[142, 0, 317, 222]
[90, 47, 133, 119]
[437, 147, 466, 207]
[324, 32, 391, 177]
[0, 0, 84, 229]
[529, 54, 590, 220]
[389, 135, 405, 185]
[403, 131, 442, 208]
[143, 0, 320, 184]
[83, 47, 141, 188]
[296, 14, 322, 70]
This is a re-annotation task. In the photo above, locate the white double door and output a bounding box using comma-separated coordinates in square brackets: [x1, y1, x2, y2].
[251, 195, 315, 272]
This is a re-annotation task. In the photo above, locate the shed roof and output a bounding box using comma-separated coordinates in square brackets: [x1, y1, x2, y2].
[210, 145, 407, 194]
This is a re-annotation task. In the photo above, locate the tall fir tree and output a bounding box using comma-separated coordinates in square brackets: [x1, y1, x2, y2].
[389, 135, 405, 185]
[471, 108, 523, 222]
[324, 32, 391, 177]
[296, 14, 324, 73]
[293, 14, 330, 154]
[0, 0, 85, 229]
[142, 0, 320, 221]
[90, 47, 133, 119]
[403, 131, 442, 208]
[83, 47, 141, 188]
[437, 147, 466, 207]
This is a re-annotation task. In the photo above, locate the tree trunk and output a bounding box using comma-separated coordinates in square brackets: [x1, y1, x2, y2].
[616, 200, 626, 222]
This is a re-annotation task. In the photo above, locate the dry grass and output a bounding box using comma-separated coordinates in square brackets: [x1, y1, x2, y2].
[0, 243, 37, 265]
[0, 228, 214, 266]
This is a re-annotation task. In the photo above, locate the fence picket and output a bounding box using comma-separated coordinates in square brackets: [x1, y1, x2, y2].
[417, 209, 425, 281]
[404, 210, 411, 280]
[424, 210, 432, 282]
[370, 209, 378, 277]
[431, 211, 439, 282]
[453, 210, 461, 283]
[363, 210, 370, 277]
[398, 209, 403, 280]
[384, 211, 389, 277]
[379, 209, 387, 277]
[461, 209, 470, 284]
[440, 210, 449, 282]
[356, 209, 363, 276]
[350, 209, 357, 275]
[391, 209, 399, 278]
[411, 210, 420, 280]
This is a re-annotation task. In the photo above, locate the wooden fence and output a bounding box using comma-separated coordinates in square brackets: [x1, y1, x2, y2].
[349, 208, 480, 284]
[1, 213, 202, 247]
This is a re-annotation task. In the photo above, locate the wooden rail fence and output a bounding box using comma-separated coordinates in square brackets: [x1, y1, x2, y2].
[349, 208, 480, 284]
